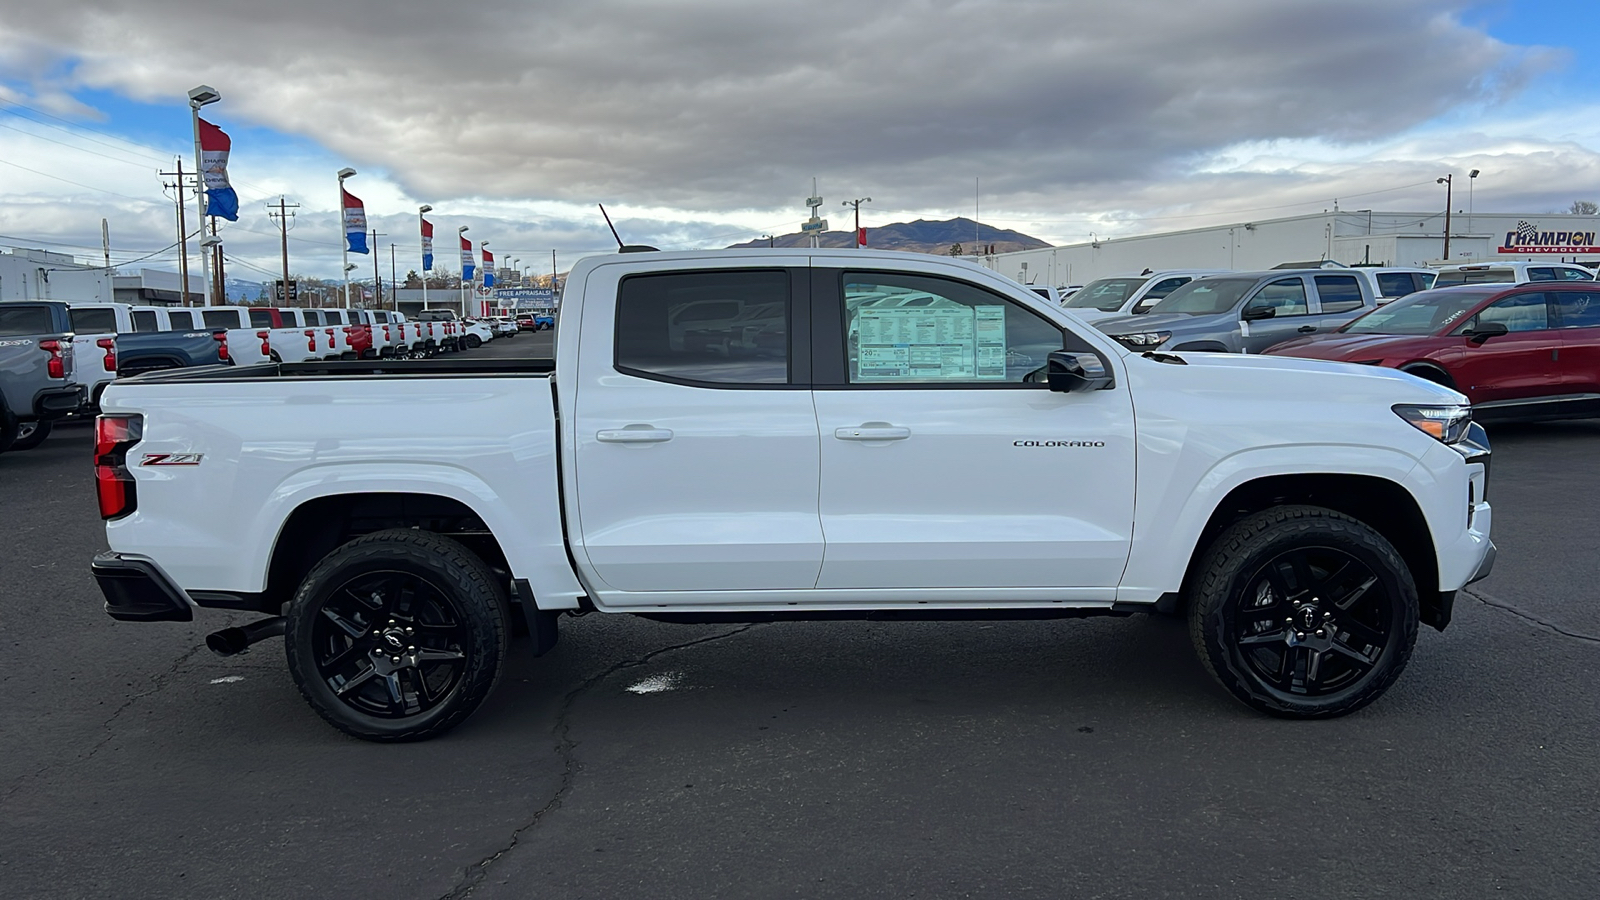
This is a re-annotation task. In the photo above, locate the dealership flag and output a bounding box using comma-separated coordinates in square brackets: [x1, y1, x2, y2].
[482, 247, 495, 287]
[197, 118, 239, 221]
[342, 190, 368, 254]
[460, 236, 474, 281]
[421, 218, 434, 271]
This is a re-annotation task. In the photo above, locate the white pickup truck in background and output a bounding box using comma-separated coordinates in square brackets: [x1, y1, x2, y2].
[92, 248, 1494, 741]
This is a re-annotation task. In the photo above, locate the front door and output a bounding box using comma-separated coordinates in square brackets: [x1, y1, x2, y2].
[571, 265, 824, 601]
[810, 266, 1135, 592]
[1240, 276, 1316, 352]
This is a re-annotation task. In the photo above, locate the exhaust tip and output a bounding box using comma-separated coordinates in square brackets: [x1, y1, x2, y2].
[205, 617, 285, 657]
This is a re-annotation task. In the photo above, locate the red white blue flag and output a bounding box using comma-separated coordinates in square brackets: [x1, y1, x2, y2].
[481, 247, 495, 287]
[198, 118, 239, 221]
[460, 235, 474, 281]
[343, 189, 368, 254]
[421, 218, 434, 271]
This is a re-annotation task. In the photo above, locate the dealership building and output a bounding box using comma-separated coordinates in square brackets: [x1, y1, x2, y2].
[978, 210, 1600, 289]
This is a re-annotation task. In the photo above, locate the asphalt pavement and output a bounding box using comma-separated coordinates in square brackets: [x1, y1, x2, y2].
[2, 334, 1596, 899]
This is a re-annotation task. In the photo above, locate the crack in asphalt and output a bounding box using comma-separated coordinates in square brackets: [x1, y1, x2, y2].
[438, 624, 759, 900]
[0, 642, 208, 809]
[1465, 587, 1600, 645]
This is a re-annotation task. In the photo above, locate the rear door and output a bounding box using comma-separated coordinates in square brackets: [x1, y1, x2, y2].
[1550, 288, 1600, 397]
[1449, 291, 1560, 405]
[1309, 273, 1370, 331]
[571, 263, 824, 601]
[809, 264, 1135, 592]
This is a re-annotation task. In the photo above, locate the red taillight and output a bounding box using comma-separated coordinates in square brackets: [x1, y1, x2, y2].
[40, 339, 65, 379]
[212, 331, 230, 363]
[258, 330, 271, 357]
[325, 327, 335, 349]
[305, 329, 316, 352]
[383, 325, 391, 342]
[95, 414, 143, 520]
[97, 337, 117, 373]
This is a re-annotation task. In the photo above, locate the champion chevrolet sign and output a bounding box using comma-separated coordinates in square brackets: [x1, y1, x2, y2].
[1498, 220, 1600, 254]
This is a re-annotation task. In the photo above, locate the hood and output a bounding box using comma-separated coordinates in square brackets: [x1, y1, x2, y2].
[1064, 307, 1120, 323]
[1150, 349, 1464, 403]
[1094, 311, 1205, 334]
[1263, 332, 1441, 361]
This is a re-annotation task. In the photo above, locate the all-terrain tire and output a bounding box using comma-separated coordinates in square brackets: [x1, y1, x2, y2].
[1188, 505, 1418, 718]
[284, 528, 509, 742]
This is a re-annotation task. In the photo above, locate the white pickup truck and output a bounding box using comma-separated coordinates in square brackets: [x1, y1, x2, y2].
[91, 249, 1494, 741]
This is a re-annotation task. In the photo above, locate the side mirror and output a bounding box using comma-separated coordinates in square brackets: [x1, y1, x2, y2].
[1241, 305, 1276, 321]
[1467, 321, 1508, 344]
[1045, 351, 1114, 393]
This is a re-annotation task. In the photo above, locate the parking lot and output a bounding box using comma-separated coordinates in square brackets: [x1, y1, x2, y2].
[2, 327, 1597, 899]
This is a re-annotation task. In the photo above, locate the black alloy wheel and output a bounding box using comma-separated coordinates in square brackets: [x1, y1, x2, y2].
[1189, 505, 1418, 718]
[285, 529, 508, 741]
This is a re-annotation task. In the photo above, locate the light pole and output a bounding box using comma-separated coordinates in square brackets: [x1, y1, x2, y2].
[1437, 174, 1454, 260]
[457, 226, 469, 314]
[187, 85, 220, 306]
[338, 167, 357, 306]
[419, 204, 433, 313]
[842, 197, 872, 247]
[1468, 169, 1480, 236]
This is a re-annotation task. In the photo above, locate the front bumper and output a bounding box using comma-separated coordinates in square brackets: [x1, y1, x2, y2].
[92, 552, 194, 622]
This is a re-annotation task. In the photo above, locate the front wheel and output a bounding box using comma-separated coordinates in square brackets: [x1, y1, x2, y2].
[284, 529, 509, 742]
[1188, 505, 1418, 718]
[465, 334, 482, 349]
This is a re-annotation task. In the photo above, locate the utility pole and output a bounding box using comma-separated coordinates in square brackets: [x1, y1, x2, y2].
[551, 250, 558, 297]
[210, 217, 226, 303]
[842, 197, 872, 247]
[268, 197, 299, 306]
[390, 243, 398, 311]
[160, 159, 193, 305]
[101, 219, 111, 270]
[1437, 174, 1454, 260]
[369, 228, 387, 309]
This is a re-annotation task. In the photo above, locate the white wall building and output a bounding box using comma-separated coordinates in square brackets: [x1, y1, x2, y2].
[978, 210, 1600, 288]
[0, 248, 116, 303]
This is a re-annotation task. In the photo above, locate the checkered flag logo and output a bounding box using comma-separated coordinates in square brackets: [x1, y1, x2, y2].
[1516, 220, 1539, 241]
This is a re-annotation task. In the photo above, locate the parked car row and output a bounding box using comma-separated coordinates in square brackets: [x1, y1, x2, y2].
[0, 300, 507, 457]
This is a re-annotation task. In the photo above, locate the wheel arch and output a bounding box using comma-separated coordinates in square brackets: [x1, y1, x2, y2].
[1177, 473, 1444, 630]
[1398, 361, 1456, 389]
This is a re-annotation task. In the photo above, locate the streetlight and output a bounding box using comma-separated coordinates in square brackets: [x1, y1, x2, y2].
[1468, 169, 1480, 235]
[842, 197, 872, 247]
[187, 85, 220, 306]
[338, 167, 357, 307]
[419, 204, 433, 311]
[1438, 174, 1454, 260]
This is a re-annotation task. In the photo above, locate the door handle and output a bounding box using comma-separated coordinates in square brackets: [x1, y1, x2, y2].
[835, 424, 911, 441]
[1298, 325, 1317, 333]
[596, 426, 674, 443]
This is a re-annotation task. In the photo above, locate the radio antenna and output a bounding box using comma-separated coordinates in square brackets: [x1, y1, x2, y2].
[598, 203, 659, 253]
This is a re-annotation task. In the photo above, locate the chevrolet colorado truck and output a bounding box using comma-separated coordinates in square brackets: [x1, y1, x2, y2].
[90, 249, 1495, 741]
[1, 300, 80, 453]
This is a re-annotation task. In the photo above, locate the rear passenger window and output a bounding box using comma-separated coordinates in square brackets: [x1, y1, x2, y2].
[1314, 275, 1364, 312]
[168, 310, 199, 329]
[1554, 292, 1600, 328]
[615, 269, 790, 385]
[304, 310, 324, 326]
[249, 309, 274, 328]
[132, 310, 159, 332]
[1376, 273, 1419, 298]
[70, 307, 117, 334]
[202, 310, 239, 329]
[1527, 268, 1557, 282]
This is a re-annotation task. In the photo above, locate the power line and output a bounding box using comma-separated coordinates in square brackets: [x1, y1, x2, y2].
[0, 157, 163, 205]
[0, 97, 174, 164]
[0, 120, 169, 170]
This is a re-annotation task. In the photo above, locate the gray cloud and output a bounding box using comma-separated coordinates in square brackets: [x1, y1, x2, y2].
[4, 0, 1557, 217]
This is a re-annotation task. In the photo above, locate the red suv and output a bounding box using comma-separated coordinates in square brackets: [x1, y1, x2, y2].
[1264, 283, 1600, 422]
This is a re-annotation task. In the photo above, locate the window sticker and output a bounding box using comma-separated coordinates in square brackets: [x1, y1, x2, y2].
[854, 305, 1007, 381]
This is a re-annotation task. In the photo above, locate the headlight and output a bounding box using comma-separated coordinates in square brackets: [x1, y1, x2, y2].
[1393, 404, 1472, 444]
[1111, 331, 1170, 348]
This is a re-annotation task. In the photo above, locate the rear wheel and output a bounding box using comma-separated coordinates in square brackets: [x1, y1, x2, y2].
[9, 419, 51, 452]
[1188, 505, 1418, 718]
[465, 334, 482, 349]
[284, 529, 509, 742]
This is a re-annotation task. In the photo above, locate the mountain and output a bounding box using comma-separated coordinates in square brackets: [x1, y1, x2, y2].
[727, 217, 1049, 255]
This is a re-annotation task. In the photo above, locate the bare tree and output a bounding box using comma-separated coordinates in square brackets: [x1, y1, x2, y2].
[1569, 200, 1598, 215]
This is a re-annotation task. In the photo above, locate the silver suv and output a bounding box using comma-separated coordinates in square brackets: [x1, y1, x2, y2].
[1061, 270, 1230, 322]
[1095, 269, 1378, 353]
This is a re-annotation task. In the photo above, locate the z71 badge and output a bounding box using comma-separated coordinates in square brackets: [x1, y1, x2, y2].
[140, 453, 204, 466]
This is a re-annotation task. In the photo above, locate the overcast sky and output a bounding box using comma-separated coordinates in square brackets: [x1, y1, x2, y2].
[1, 0, 1596, 281]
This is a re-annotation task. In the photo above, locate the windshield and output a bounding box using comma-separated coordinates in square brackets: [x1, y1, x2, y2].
[1063, 277, 1148, 311]
[1343, 287, 1497, 335]
[1434, 268, 1514, 286]
[1146, 277, 1257, 316]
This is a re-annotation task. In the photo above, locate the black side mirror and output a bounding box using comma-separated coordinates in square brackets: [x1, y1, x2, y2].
[1467, 321, 1508, 344]
[1045, 351, 1114, 393]
[1241, 305, 1276, 321]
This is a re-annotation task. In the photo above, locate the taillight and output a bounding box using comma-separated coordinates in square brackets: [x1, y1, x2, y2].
[95, 414, 143, 520]
[258, 330, 271, 357]
[325, 327, 335, 349]
[40, 339, 65, 379]
[306, 329, 317, 352]
[212, 331, 230, 363]
[97, 337, 117, 373]
[383, 325, 391, 343]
